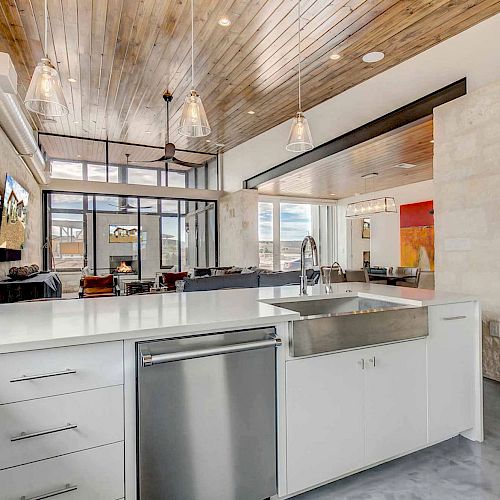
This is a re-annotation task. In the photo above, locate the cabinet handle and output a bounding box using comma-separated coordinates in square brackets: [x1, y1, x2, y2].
[10, 368, 76, 383]
[442, 315, 467, 321]
[11, 423, 77, 442]
[358, 359, 365, 370]
[21, 483, 77, 500]
[367, 356, 376, 368]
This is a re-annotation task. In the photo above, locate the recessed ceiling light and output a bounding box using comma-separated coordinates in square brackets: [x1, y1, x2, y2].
[329, 53, 341, 60]
[215, 143, 225, 147]
[68, 77, 77, 83]
[73, 120, 79, 124]
[77, 154, 81, 158]
[145, 131, 151, 134]
[330, 193, 336, 196]
[218, 17, 231, 27]
[206, 139, 211, 143]
[247, 110, 255, 115]
[361, 172, 379, 179]
[430, 140, 434, 143]
[395, 163, 416, 169]
[362, 51, 385, 63]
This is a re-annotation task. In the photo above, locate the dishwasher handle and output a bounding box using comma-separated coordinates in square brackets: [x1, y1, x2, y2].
[141, 337, 282, 367]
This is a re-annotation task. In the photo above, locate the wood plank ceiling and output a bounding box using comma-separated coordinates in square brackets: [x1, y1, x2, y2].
[0, 0, 498, 155]
[257, 117, 433, 199]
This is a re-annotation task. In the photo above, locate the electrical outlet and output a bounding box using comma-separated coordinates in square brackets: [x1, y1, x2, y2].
[490, 320, 500, 338]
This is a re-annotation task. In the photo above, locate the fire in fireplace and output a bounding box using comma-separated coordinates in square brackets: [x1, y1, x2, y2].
[116, 261, 133, 273]
[109, 256, 137, 274]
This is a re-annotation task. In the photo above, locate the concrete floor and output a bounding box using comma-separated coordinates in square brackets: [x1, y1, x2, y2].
[297, 379, 500, 500]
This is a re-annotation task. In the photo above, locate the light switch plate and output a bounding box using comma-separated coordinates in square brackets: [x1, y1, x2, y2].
[490, 320, 500, 338]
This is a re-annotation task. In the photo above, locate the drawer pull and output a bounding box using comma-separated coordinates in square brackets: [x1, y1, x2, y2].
[442, 315, 467, 321]
[11, 423, 77, 442]
[10, 368, 76, 383]
[21, 483, 77, 500]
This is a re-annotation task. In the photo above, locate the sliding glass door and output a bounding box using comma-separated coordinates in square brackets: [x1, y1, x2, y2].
[44, 191, 218, 291]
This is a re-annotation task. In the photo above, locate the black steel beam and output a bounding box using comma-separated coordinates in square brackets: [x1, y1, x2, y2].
[38, 131, 215, 156]
[243, 78, 466, 189]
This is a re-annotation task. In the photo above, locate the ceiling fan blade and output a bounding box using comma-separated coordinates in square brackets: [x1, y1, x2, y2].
[172, 158, 206, 169]
[132, 155, 167, 163]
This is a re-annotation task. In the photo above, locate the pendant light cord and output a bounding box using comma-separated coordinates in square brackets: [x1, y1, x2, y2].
[298, 0, 302, 112]
[166, 98, 170, 144]
[44, 0, 48, 58]
[191, 0, 195, 90]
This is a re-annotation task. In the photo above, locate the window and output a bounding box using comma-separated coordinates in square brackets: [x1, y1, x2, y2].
[258, 202, 273, 270]
[51, 213, 85, 271]
[127, 167, 158, 186]
[258, 199, 337, 271]
[87, 164, 120, 183]
[161, 170, 187, 188]
[48, 157, 212, 189]
[87, 164, 106, 182]
[161, 216, 179, 268]
[51, 161, 83, 180]
[280, 203, 312, 270]
[51, 193, 84, 210]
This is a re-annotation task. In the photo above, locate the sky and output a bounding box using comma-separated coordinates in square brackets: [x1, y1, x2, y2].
[259, 202, 312, 241]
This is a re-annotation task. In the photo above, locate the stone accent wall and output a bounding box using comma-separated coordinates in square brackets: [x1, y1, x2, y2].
[219, 189, 259, 268]
[0, 127, 42, 278]
[434, 79, 500, 381]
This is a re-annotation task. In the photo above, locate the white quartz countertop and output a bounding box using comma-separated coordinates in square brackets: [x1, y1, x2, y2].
[0, 282, 476, 353]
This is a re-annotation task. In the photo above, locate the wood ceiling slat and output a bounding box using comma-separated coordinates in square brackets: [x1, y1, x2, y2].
[108, 0, 162, 139]
[1, 0, 499, 154]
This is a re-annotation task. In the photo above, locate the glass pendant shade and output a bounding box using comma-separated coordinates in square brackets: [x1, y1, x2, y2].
[24, 58, 68, 117]
[345, 197, 397, 217]
[286, 111, 313, 152]
[178, 90, 211, 137]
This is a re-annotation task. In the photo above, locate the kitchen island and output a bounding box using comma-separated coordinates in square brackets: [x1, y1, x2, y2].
[0, 283, 483, 500]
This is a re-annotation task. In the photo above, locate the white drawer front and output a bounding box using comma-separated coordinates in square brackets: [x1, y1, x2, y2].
[0, 442, 124, 500]
[0, 341, 123, 404]
[0, 385, 123, 469]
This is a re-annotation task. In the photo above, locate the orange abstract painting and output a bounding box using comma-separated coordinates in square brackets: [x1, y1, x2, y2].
[400, 201, 434, 271]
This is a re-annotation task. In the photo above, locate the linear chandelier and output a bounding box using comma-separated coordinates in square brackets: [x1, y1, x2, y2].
[345, 197, 397, 217]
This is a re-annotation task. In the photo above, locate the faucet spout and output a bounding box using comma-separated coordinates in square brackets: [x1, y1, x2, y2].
[300, 235, 318, 295]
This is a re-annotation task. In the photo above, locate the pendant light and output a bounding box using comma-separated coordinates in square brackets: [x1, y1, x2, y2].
[24, 0, 68, 117]
[286, 0, 313, 152]
[178, 0, 211, 137]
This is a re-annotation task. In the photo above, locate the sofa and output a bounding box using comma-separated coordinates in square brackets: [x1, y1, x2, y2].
[183, 269, 320, 292]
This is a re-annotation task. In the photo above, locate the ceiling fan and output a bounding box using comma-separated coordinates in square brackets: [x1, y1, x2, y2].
[133, 92, 207, 170]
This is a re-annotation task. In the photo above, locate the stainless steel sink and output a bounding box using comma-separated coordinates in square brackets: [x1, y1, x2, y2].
[270, 296, 428, 356]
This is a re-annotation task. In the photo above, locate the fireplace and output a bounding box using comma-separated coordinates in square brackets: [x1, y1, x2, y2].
[109, 256, 138, 274]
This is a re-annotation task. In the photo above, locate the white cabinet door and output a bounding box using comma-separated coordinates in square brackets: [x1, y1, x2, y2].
[364, 339, 427, 465]
[0, 442, 124, 500]
[0, 385, 123, 469]
[427, 303, 476, 443]
[0, 341, 123, 404]
[286, 350, 365, 494]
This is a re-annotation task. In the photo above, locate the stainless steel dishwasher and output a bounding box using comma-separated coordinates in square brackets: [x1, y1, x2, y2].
[136, 327, 280, 500]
